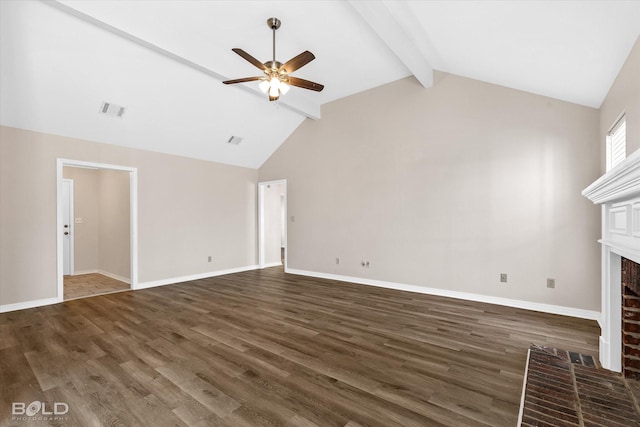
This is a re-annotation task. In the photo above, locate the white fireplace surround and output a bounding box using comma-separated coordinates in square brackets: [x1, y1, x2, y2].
[583, 148, 640, 372]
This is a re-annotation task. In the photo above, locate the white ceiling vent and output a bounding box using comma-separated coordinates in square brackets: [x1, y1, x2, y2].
[227, 136, 243, 145]
[99, 101, 126, 118]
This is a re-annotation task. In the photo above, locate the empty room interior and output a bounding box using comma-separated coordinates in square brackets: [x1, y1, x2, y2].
[2, 1, 640, 426]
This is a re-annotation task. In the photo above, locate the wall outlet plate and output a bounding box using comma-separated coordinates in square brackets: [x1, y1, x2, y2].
[547, 278, 555, 288]
[500, 273, 507, 283]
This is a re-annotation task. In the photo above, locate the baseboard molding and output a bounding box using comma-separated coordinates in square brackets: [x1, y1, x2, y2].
[97, 270, 131, 285]
[261, 261, 283, 268]
[72, 269, 98, 275]
[285, 268, 602, 322]
[0, 297, 60, 313]
[2, 265, 259, 313]
[136, 265, 260, 290]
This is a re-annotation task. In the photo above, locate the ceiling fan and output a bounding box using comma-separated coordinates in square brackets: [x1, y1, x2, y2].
[223, 17, 324, 101]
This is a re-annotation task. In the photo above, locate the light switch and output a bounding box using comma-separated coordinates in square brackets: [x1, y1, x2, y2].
[75, 218, 83, 224]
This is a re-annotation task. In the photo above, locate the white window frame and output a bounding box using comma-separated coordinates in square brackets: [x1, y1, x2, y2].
[606, 114, 626, 172]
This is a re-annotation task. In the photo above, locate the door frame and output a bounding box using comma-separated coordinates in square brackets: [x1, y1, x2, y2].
[56, 158, 139, 302]
[62, 178, 75, 276]
[258, 179, 287, 270]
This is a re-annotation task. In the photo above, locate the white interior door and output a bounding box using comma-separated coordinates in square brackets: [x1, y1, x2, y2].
[62, 179, 74, 275]
[258, 180, 287, 269]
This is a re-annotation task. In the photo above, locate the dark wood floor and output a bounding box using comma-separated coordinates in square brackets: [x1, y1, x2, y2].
[1, 267, 600, 426]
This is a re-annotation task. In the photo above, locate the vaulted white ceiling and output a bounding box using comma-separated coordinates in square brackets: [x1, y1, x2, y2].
[1, 1, 639, 168]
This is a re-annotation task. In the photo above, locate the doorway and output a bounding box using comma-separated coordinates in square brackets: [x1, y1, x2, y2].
[56, 159, 138, 302]
[258, 180, 287, 270]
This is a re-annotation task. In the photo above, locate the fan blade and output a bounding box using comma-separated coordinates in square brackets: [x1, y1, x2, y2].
[285, 76, 324, 92]
[222, 76, 263, 85]
[232, 48, 267, 70]
[279, 50, 315, 74]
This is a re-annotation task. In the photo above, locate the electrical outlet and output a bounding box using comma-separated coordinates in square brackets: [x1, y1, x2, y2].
[336, 257, 340, 265]
[365, 260, 370, 268]
[547, 278, 555, 288]
[208, 256, 212, 262]
[500, 273, 508, 283]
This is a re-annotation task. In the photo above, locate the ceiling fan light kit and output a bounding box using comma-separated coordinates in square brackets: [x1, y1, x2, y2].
[223, 17, 324, 102]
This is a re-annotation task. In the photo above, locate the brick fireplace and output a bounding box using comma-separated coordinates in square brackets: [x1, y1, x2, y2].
[583, 149, 640, 373]
[622, 257, 640, 379]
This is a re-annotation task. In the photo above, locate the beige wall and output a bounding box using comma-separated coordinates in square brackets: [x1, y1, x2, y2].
[260, 72, 602, 311]
[600, 36, 640, 170]
[0, 126, 258, 306]
[63, 167, 100, 273]
[98, 169, 130, 279]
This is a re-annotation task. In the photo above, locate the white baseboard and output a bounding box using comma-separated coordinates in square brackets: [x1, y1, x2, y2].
[0, 297, 60, 313]
[97, 270, 131, 285]
[285, 268, 602, 322]
[261, 261, 283, 268]
[72, 269, 98, 275]
[2, 265, 259, 313]
[136, 265, 259, 290]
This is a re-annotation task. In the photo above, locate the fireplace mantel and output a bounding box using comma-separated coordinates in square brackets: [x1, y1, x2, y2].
[583, 148, 640, 372]
[584, 149, 640, 204]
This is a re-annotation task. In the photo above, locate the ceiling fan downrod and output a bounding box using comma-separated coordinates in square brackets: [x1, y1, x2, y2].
[268, 18, 281, 69]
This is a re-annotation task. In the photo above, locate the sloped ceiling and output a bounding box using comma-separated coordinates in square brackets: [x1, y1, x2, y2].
[1, 1, 639, 169]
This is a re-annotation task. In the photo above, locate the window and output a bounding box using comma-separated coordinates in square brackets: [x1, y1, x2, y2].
[606, 115, 626, 171]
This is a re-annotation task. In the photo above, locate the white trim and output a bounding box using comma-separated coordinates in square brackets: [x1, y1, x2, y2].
[62, 178, 75, 275]
[57, 158, 138, 302]
[517, 348, 532, 427]
[98, 270, 131, 285]
[135, 265, 259, 290]
[0, 297, 60, 313]
[1, 265, 258, 313]
[258, 179, 287, 270]
[72, 269, 99, 275]
[285, 268, 601, 321]
[261, 262, 283, 268]
[583, 146, 640, 204]
[258, 183, 265, 268]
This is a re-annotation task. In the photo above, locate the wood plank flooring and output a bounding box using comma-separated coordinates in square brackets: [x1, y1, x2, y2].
[1, 267, 600, 426]
[64, 273, 130, 301]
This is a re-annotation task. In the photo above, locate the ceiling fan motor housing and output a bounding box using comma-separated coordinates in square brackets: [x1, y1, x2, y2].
[267, 18, 281, 30]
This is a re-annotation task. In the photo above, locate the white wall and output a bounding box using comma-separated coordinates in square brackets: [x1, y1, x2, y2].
[260, 71, 602, 311]
[0, 126, 258, 306]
